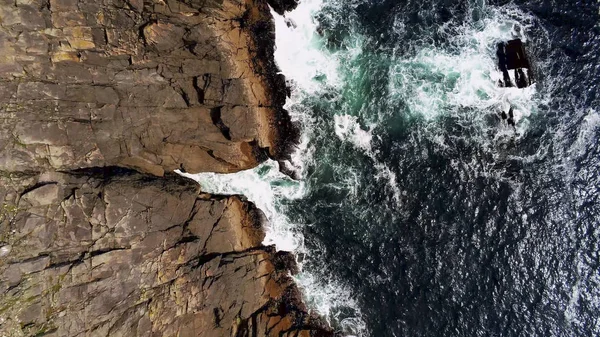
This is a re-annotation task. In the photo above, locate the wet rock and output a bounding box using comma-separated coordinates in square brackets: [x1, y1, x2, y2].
[285, 17, 298, 29]
[278, 160, 302, 180]
[507, 107, 516, 127]
[268, 0, 300, 15]
[496, 39, 534, 88]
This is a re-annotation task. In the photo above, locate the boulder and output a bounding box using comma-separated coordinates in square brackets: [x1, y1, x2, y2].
[496, 39, 534, 88]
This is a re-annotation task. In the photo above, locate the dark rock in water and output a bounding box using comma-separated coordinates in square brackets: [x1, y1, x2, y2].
[279, 160, 302, 180]
[272, 250, 301, 275]
[507, 106, 516, 127]
[499, 107, 516, 128]
[515, 68, 529, 88]
[497, 42, 514, 87]
[268, 0, 300, 15]
[285, 17, 298, 29]
[497, 39, 534, 88]
[505, 39, 530, 70]
[496, 39, 532, 128]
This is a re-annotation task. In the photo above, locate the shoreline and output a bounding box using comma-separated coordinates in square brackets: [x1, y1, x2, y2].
[0, 0, 332, 335]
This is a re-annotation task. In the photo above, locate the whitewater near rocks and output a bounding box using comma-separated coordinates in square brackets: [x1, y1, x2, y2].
[187, 0, 600, 336]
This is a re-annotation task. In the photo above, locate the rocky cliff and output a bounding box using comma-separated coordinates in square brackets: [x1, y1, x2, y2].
[0, 0, 330, 336]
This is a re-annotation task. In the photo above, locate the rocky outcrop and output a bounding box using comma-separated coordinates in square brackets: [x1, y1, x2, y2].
[0, 0, 298, 176]
[0, 0, 330, 336]
[0, 170, 329, 336]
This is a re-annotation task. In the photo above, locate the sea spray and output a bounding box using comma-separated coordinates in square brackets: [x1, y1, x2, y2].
[178, 161, 304, 252]
[387, 6, 541, 131]
[277, 0, 600, 335]
[276, 1, 369, 334]
[333, 115, 403, 204]
[273, 0, 340, 93]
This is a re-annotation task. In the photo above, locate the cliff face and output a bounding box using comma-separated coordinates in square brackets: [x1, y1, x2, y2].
[0, 0, 329, 336]
[0, 0, 298, 175]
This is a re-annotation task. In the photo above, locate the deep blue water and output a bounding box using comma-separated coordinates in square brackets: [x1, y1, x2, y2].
[284, 0, 600, 336]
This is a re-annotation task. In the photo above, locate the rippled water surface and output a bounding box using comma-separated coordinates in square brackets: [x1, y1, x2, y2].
[187, 0, 600, 336]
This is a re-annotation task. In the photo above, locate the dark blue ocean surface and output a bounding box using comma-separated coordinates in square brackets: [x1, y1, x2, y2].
[282, 0, 600, 336]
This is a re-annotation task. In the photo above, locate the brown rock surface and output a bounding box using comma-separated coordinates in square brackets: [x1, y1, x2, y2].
[0, 0, 298, 176]
[0, 0, 331, 336]
[0, 171, 330, 336]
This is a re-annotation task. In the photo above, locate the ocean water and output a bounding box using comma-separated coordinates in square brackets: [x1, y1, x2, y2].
[183, 0, 600, 336]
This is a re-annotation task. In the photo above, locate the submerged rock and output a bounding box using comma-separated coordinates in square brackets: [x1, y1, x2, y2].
[496, 39, 534, 128]
[285, 17, 298, 29]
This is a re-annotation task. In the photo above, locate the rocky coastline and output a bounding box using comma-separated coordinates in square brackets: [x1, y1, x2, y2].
[0, 0, 331, 336]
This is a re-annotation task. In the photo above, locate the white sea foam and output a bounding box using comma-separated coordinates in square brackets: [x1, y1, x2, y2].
[273, 0, 340, 179]
[179, 159, 365, 337]
[178, 1, 552, 335]
[383, 5, 554, 186]
[295, 272, 367, 336]
[178, 161, 305, 252]
[388, 6, 540, 132]
[558, 108, 600, 188]
[373, 163, 403, 204]
[332, 114, 402, 205]
[315, 2, 548, 201]
[334, 114, 374, 152]
[274, 2, 369, 333]
[569, 108, 600, 159]
[273, 0, 340, 93]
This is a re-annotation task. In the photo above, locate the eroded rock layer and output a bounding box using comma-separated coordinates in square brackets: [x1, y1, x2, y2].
[0, 0, 329, 336]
